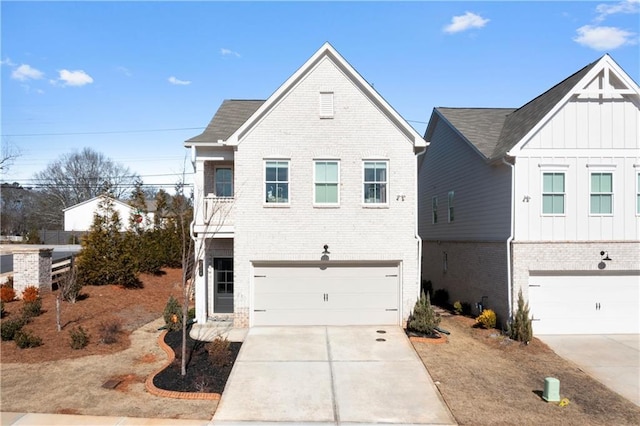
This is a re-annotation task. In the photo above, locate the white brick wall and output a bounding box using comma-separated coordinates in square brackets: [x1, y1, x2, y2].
[12, 249, 53, 297]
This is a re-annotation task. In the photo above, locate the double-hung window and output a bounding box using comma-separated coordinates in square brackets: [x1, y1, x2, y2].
[590, 172, 613, 215]
[265, 160, 289, 204]
[432, 196, 438, 224]
[363, 161, 388, 204]
[215, 167, 233, 197]
[314, 160, 339, 204]
[542, 172, 565, 215]
[447, 191, 455, 222]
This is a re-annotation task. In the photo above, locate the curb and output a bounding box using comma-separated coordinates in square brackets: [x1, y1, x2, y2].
[144, 330, 221, 400]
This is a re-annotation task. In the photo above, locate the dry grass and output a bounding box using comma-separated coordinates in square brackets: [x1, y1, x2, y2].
[414, 312, 640, 426]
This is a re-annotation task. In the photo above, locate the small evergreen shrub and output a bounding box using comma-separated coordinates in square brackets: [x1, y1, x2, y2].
[1, 317, 27, 341]
[408, 290, 441, 335]
[163, 296, 182, 331]
[98, 318, 122, 344]
[188, 307, 196, 321]
[476, 309, 497, 329]
[432, 288, 449, 307]
[453, 301, 463, 315]
[14, 330, 43, 349]
[21, 286, 39, 302]
[0, 285, 16, 303]
[21, 299, 42, 319]
[69, 326, 90, 349]
[508, 290, 533, 343]
[206, 337, 231, 368]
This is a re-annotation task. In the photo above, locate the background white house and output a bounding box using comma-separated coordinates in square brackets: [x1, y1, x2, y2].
[63, 195, 154, 232]
[418, 54, 640, 335]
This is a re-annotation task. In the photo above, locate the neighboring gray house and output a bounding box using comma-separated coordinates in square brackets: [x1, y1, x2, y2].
[418, 54, 640, 334]
[186, 43, 426, 328]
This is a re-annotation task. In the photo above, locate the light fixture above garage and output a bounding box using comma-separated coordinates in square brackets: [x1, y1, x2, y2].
[598, 251, 611, 270]
[321, 244, 330, 263]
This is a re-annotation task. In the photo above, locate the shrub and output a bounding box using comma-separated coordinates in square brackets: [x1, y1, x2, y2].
[408, 290, 441, 335]
[163, 296, 182, 331]
[476, 309, 497, 329]
[21, 299, 42, 319]
[0, 285, 16, 303]
[98, 318, 122, 344]
[69, 326, 90, 349]
[206, 337, 231, 368]
[453, 301, 463, 315]
[21, 286, 39, 302]
[14, 330, 43, 349]
[1, 317, 27, 341]
[188, 307, 196, 321]
[508, 290, 533, 343]
[60, 266, 82, 303]
[432, 288, 449, 307]
[0, 301, 4, 318]
[461, 302, 472, 316]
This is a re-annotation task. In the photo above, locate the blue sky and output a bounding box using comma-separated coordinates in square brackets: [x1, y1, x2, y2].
[2, 1, 639, 192]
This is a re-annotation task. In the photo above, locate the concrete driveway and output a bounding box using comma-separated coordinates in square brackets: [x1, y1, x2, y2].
[537, 334, 640, 406]
[211, 326, 456, 425]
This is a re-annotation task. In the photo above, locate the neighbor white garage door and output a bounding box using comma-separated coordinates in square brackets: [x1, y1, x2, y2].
[253, 263, 399, 326]
[529, 274, 640, 335]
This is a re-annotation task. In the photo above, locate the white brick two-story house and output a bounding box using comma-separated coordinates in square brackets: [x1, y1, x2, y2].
[186, 43, 426, 328]
[418, 54, 640, 334]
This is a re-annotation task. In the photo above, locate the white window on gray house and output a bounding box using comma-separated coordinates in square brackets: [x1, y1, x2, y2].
[432, 196, 438, 224]
[363, 161, 388, 204]
[215, 167, 233, 197]
[637, 173, 640, 215]
[447, 191, 454, 222]
[265, 160, 289, 203]
[542, 172, 565, 215]
[590, 172, 613, 215]
[320, 92, 334, 118]
[314, 160, 339, 204]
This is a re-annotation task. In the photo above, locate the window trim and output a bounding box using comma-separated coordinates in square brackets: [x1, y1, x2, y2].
[589, 171, 614, 216]
[431, 196, 438, 224]
[637, 172, 640, 216]
[362, 160, 389, 206]
[319, 91, 334, 119]
[541, 172, 566, 216]
[313, 160, 340, 206]
[213, 166, 234, 198]
[264, 159, 290, 205]
[447, 191, 454, 223]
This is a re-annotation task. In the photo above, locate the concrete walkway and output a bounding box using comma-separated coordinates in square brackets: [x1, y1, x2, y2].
[538, 334, 640, 406]
[1, 412, 210, 425]
[212, 326, 457, 425]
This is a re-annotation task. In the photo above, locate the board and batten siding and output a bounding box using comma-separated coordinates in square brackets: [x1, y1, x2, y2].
[418, 119, 512, 242]
[232, 56, 420, 326]
[514, 96, 640, 241]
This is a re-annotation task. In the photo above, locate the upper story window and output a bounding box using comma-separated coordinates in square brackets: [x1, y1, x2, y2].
[215, 167, 233, 197]
[265, 160, 289, 204]
[542, 172, 565, 215]
[447, 191, 455, 222]
[320, 92, 334, 118]
[314, 160, 339, 205]
[637, 173, 640, 215]
[432, 196, 438, 224]
[590, 172, 613, 215]
[363, 161, 388, 204]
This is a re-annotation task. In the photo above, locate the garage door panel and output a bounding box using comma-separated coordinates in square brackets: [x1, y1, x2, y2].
[529, 274, 639, 335]
[254, 308, 398, 326]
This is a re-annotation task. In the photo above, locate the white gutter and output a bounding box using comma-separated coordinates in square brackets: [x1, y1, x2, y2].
[501, 157, 515, 320]
[415, 146, 428, 302]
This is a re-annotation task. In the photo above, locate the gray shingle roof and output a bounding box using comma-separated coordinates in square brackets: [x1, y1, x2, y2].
[436, 58, 600, 160]
[186, 100, 265, 143]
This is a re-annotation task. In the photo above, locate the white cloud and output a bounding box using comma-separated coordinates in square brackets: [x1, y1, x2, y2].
[220, 48, 241, 58]
[573, 25, 637, 50]
[595, 0, 639, 22]
[57, 69, 94, 86]
[443, 11, 489, 34]
[1, 57, 16, 67]
[116, 66, 132, 77]
[11, 64, 44, 81]
[168, 76, 191, 85]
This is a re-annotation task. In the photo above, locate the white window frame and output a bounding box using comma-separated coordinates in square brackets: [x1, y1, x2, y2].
[313, 160, 340, 206]
[264, 160, 290, 205]
[432, 196, 438, 224]
[214, 166, 233, 198]
[362, 160, 389, 206]
[447, 191, 454, 223]
[541, 172, 566, 216]
[590, 172, 613, 216]
[319, 92, 334, 119]
[637, 172, 640, 216]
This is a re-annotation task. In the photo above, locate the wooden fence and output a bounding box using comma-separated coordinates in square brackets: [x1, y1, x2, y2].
[51, 255, 74, 289]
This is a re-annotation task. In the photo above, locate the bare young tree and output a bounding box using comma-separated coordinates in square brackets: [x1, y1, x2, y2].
[0, 138, 21, 172]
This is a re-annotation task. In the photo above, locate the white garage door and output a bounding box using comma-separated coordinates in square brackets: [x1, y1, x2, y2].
[529, 274, 640, 335]
[253, 263, 399, 326]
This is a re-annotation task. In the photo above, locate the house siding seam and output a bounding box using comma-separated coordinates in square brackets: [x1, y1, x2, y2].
[512, 241, 640, 301]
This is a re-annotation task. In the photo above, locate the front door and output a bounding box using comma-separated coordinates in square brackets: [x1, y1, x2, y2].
[214, 258, 234, 313]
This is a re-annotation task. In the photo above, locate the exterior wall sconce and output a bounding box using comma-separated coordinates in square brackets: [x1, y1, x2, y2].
[598, 251, 611, 270]
[198, 259, 203, 276]
[321, 244, 330, 263]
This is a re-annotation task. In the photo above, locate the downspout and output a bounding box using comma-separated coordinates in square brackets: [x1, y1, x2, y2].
[501, 156, 515, 320]
[415, 146, 428, 304]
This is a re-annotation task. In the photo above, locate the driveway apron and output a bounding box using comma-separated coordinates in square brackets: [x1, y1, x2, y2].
[211, 326, 456, 425]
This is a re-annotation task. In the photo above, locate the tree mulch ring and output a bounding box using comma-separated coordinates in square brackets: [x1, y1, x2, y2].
[152, 326, 241, 394]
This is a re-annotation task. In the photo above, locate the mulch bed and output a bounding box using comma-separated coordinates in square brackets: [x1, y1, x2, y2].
[153, 326, 241, 394]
